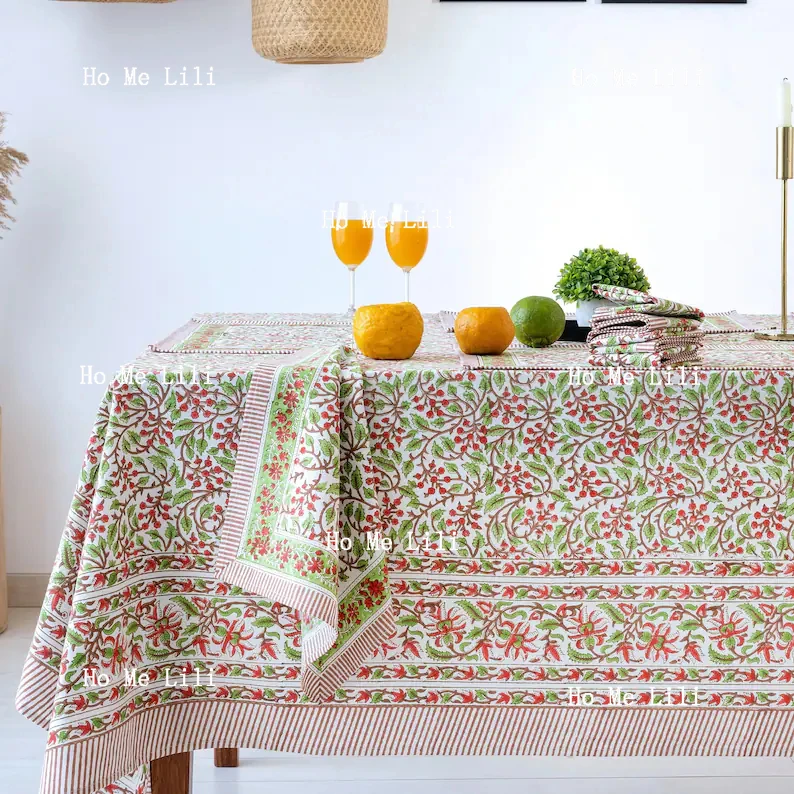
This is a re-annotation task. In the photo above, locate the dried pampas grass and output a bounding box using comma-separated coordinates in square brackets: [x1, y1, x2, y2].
[0, 112, 28, 237]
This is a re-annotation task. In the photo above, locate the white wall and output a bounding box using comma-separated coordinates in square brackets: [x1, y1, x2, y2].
[0, 0, 788, 573]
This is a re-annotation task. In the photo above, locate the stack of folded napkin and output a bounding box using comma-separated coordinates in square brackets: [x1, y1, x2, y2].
[587, 284, 705, 368]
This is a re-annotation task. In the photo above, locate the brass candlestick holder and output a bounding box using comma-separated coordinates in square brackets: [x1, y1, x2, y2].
[756, 126, 794, 341]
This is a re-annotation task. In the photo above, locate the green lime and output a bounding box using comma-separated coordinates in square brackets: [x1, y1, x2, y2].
[510, 297, 566, 348]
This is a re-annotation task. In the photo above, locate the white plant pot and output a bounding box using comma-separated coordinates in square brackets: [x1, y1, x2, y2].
[576, 299, 613, 328]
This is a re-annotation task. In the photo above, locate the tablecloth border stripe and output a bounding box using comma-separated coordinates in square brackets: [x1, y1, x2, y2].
[16, 655, 60, 729]
[220, 558, 338, 633]
[191, 314, 352, 327]
[148, 320, 201, 353]
[301, 597, 396, 702]
[37, 699, 794, 794]
[213, 361, 280, 575]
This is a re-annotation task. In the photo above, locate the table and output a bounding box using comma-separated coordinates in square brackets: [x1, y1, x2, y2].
[16, 312, 794, 794]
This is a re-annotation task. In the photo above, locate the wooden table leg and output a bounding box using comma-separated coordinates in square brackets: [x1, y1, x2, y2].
[151, 751, 192, 794]
[214, 748, 239, 767]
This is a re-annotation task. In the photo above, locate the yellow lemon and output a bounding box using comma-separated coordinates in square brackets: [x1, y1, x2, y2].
[353, 303, 424, 360]
[454, 307, 515, 355]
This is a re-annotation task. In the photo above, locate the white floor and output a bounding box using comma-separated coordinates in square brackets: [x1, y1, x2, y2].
[2, 608, 794, 793]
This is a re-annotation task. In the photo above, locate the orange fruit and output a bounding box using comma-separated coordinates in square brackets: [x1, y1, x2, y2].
[353, 302, 424, 360]
[454, 307, 515, 355]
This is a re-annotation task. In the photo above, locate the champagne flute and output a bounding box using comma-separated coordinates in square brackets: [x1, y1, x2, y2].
[331, 201, 374, 314]
[385, 202, 429, 303]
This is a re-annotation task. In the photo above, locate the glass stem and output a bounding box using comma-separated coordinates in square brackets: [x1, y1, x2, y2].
[348, 267, 356, 313]
[404, 268, 410, 303]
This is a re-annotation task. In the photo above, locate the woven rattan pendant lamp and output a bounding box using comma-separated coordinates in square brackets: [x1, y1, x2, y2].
[253, 0, 388, 64]
[58, 0, 174, 3]
[59, 0, 174, 3]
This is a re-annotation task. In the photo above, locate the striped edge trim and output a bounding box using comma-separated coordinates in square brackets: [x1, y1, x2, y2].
[220, 558, 338, 637]
[191, 314, 351, 328]
[35, 700, 794, 794]
[701, 311, 763, 334]
[459, 353, 482, 370]
[588, 353, 703, 369]
[16, 655, 60, 729]
[148, 319, 309, 354]
[301, 599, 396, 702]
[150, 346, 301, 355]
[510, 341, 588, 350]
[147, 320, 201, 352]
[212, 362, 279, 575]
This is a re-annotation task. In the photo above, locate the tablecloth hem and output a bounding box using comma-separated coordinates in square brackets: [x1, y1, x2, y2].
[218, 557, 395, 703]
[35, 700, 794, 794]
[16, 654, 59, 730]
[301, 599, 396, 702]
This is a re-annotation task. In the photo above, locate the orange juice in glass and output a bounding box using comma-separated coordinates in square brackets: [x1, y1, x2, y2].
[386, 203, 428, 302]
[331, 202, 373, 313]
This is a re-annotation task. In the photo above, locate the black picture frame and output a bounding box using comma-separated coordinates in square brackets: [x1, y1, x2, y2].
[438, 0, 747, 3]
[602, 0, 745, 3]
[438, 1, 585, 3]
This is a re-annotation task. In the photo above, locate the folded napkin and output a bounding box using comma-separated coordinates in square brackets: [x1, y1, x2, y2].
[589, 346, 702, 369]
[591, 284, 705, 320]
[587, 284, 705, 367]
[589, 331, 705, 354]
[588, 313, 702, 340]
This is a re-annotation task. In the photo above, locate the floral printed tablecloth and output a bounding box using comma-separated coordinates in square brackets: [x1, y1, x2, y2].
[15, 313, 794, 794]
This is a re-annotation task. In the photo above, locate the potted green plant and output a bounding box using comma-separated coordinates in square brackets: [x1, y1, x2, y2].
[0, 112, 28, 238]
[553, 246, 650, 328]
